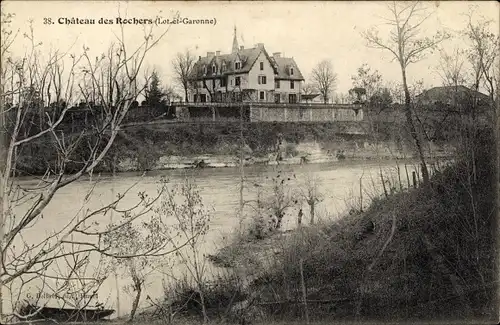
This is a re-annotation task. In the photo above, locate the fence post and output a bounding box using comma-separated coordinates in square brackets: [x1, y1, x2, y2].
[284, 106, 288, 122]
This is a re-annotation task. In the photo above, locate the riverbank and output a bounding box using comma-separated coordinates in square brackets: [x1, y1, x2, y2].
[114, 122, 455, 172]
[15, 121, 456, 175]
[114, 140, 454, 173]
[156, 128, 497, 324]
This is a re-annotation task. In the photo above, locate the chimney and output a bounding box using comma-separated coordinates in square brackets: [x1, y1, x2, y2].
[240, 45, 244, 50]
[198, 56, 202, 61]
[216, 50, 221, 56]
[207, 51, 215, 57]
[273, 52, 281, 58]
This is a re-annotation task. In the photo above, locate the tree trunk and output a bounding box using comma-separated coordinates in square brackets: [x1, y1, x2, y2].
[183, 83, 189, 103]
[401, 67, 429, 185]
[198, 288, 208, 324]
[129, 277, 142, 322]
[309, 204, 315, 225]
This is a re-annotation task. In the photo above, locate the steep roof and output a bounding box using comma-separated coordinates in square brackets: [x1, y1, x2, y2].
[232, 26, 239, 53]
[189, 45, 304, 81]
[270, 56, 304, 81]
[189, 47, 264, 80]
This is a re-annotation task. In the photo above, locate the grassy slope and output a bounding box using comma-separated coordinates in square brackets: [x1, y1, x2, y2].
[202, 129, 497, 324]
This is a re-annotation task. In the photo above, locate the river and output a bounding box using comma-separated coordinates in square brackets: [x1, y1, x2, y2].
[6, 159, 426, 318]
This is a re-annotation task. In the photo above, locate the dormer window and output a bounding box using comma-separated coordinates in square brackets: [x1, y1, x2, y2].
[290, 67, 294, 76]
[235, 61, 241, 70]
[222, 62, 226, 72]
[203, 65, 207, 75]
[212, 64, 216, 74]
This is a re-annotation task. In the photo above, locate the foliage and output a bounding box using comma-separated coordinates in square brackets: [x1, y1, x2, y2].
[145, 71, 166, 108]
[100, 177, 212, 321]
[369, 88, 393, 111]
[153, 177, 212, 323]
[351, 63, 383, 100]
[162, 272, 247, 322]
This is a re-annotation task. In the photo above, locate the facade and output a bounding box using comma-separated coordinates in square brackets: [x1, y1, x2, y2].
[187, 28, 304, 104]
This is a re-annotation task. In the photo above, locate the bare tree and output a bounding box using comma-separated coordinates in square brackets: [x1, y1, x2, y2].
[302, 83, 317, 96]
[299, 173, 323, 225]
[265, 170, 298, 229]
[311, 60, 337, 104]
[362, 1, 449, 185]
[0, 12, 172, 322]
[437, 48, 468, 88]
[333, 92, 350, 104]
[153, 178, 212, 324]
[351, 63, 383, 101]
[463, 9, 499, 115]
[300, 83, 317, 103]
[172, 50, 196, 102]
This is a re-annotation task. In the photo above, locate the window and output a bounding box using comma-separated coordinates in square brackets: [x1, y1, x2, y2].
[260, 62, 264, 70]
[289, 94, 297, 103]
[203, 66, 207, 75]
[275, 80, 280, 89]
[290, 67, 294, 75]
[212, 65, 216, 74]
[235, 61, 241, 70]
[235, 76, 241, 86]
[221, 62, 226, 72]
[200, 94, 207, 103]
[274, 93, 280, 103]
[260, 91, 266, 101]
[258, 75, 267, 85]
[290, 80, 295, 89]
[220, 77, 227, 87]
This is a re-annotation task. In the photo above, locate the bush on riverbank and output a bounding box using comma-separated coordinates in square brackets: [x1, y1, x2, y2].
[185, 127, 497, 323]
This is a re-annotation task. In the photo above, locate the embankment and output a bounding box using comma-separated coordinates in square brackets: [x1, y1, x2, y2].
[15, 122, 456, 175]
[197, 127, 497, 323]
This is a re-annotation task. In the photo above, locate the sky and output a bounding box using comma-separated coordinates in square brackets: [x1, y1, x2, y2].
[2, 0, 499, 96]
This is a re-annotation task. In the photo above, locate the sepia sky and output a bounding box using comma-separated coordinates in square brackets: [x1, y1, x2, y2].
[2, 0, 499, 95]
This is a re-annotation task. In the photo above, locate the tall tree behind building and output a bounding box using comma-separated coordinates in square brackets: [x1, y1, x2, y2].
[311, 60, 337, 104]
[145, 71, 165, 108]
[172, 49, 196, 102]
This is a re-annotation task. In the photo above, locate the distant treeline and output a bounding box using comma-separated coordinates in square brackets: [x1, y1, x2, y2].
[3, 101, 177, 137]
